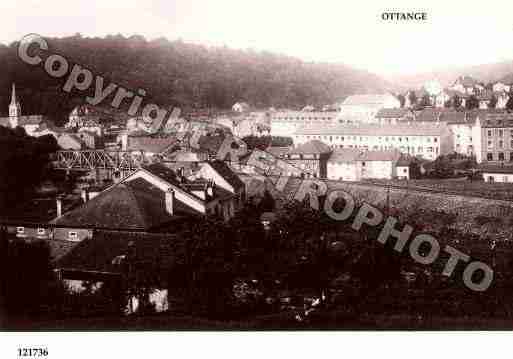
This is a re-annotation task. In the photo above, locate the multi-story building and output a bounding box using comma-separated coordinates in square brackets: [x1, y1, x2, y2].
[284, 140, 332, 178]
[337, 94, 400, 124]
[270, 111, 337, 137]
[473, 113, 513, 164]
[293, 123, 453, 161]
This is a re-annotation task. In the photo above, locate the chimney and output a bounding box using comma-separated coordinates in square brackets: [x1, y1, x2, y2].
[165, 189, 175, 215]
[207, 180, 214, 197]
[120, 132, 128, 151]
[56, 196, 63, 217]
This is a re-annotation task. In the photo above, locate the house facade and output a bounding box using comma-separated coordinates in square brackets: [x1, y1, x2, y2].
[270, 111, 336, 137]
[294, 123, 453, 161]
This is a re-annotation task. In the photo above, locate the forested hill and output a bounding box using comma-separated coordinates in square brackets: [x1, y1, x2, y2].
[0, 34, 390, 124]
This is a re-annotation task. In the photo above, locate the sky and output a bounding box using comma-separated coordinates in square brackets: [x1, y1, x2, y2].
[2, 0, 513, 77]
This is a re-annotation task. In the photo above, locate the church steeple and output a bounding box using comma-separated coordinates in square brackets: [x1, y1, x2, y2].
[10, 83, 17, 105]
[9, 83, 21, 127]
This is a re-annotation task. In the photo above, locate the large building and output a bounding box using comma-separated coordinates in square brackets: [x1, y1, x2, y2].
[270, 111, 337, 137]
[473, 113, 513, 164]
[294, 123, 453, 160]
[337, 94, 401, 124]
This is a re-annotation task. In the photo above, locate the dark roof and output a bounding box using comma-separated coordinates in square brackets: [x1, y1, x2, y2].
[207, 160, 245, 191]
[18, 115, 46, 125]
[51, 177, 197, 230]
[288, 140, 332, 155]
[143, 163, 182, 186]
[127, 135, 178, 153]
[56, 231, 179, 274]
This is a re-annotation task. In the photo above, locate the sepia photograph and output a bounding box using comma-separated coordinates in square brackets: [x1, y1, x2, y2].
[1, 0, 513, 355]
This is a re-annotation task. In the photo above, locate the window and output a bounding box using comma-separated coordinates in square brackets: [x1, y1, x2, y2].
[16, 227, 24, 234]
[403, 168, 408, 173]
[361, 161, 366, 167]
[499, 129, 504, 137]
[499, 140, 504, 149]
[499, 152, 505, 161]
[68, 231, 78, 240]
[37, 228, 45, 235]
[488, 140, 493, 148]
[434, 138, 438, 143]
[487, 153, 493, 161]
[488, 130, 492, 137]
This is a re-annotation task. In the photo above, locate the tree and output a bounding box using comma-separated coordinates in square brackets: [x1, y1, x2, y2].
[488, 94, 498, 109]
[453, 95, 462, 109]
[0, 127, 58, 216]
[506, 95, 513, 112]
[397, 94, 406, 108]
[466, 95, 479, 110]
[408, 91, 417, 107]
[419, 94, 431, 108]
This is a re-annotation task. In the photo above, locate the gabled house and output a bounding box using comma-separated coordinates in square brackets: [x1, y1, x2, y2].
[49, 163, 242, 241]
[285, 140, 333, 178]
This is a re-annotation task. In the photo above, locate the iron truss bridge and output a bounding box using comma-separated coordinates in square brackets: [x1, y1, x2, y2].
[53, 150, 151, 171]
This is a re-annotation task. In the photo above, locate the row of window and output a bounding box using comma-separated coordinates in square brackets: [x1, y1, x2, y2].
[16, 226, 79, 240]
[274, 117, 333, 121]
[328, 144, 437, 153]
[486, 152, 513, 161]
[301, 135, 439, 143]
[486, 139, 513, 149]
[486, 129, 513, 137]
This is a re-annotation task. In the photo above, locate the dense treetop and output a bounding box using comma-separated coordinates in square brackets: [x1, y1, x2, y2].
[0, 34, 389, 124]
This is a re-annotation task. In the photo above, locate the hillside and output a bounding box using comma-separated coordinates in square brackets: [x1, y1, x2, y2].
[0, 34, 390, 125]
[388, 60, 513, 91]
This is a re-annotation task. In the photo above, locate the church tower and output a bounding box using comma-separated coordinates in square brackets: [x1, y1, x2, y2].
[9, 83, 21, 128]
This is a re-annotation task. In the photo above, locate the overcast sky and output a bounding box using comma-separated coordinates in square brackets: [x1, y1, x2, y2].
[2, 0, 513, 76]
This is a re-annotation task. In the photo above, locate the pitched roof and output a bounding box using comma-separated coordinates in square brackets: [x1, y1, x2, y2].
[127, 135, 178, 154]
[17, 115, 46, 126]
[288, 140, 332, 155]
[341, 94, 398, 106]
[0, 118, 10, 127]
[454, 76, 478, 88]
[51, 177, 197, 230]
[328, 149, 401, 163]
[359, 149, 401, 162]
[375, 108, 412, 118]
[142, 163, 182, 186]
[328, 148, 361, 163]
[206, 160, 245, 190]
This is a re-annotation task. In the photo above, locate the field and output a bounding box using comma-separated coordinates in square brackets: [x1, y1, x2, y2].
[362, 178, 513, 201]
